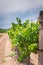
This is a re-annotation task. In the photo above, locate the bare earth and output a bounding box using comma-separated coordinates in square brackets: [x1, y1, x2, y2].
[0, 33, 38, 65]
[0, 33, 27, 65]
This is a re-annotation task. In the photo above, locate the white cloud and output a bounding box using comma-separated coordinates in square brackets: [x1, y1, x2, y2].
[0, 0, 43, 14]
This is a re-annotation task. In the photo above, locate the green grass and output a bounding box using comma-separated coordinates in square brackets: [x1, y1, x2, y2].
[0, 29, 8, 33]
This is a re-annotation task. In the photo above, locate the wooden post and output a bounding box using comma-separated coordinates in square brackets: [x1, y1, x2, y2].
[38, 11, 43, 65]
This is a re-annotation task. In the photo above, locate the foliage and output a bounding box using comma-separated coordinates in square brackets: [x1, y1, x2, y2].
[8, 17, 40, 62]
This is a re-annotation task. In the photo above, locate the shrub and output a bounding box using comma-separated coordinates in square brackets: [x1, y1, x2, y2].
[8, 18, 40, 63]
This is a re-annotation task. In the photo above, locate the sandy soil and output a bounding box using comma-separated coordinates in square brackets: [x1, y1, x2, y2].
[0, 33, 27, 65]
[0, 33, 38, 65]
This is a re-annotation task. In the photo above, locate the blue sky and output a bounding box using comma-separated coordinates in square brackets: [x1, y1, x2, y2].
[0, 0, 43, 29]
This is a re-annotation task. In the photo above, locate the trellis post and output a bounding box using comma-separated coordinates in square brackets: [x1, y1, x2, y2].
[38, 11, 43, 65]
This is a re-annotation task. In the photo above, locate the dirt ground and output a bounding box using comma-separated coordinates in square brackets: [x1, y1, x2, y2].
[0, 33, 38, 65]
[0, 33, 27, 65]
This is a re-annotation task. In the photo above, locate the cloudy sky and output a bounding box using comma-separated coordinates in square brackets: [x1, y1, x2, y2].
[0, 0, 43, 29]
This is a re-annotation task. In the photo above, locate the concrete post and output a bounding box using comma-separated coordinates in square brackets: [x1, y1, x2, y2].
[38, 11, 43, 65]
